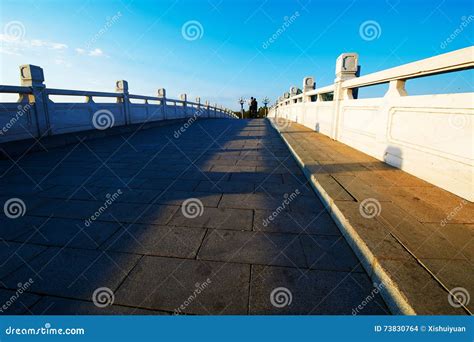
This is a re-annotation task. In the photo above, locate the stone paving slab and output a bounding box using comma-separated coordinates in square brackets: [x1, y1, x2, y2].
[0, 242, 46, 279]
[249, 265, 389, 315]
[253, 210, 340, 236]
[269, 118, 471, 315]
[114, 256, 250, 314]
[29, 297, 170, 315]
[102, 224, 206, 259]
[0, 289, 41, 315]
[300, 235, 364, 272]
[168, 207, 253, 231]
[198, 230, 307, 268]
[3, 248, 141, 300]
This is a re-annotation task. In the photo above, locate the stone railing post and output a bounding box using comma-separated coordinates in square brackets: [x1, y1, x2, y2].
[157, 88, 166, 120]
[180, 93, 187, 117]
[205, 100, 210, 118]
[303, 76, 315, 102]
[116, 80, 130, 125]
[332, 53, 359, 140]
[195, 97, 201, 117]
[20, 64, 50, 137]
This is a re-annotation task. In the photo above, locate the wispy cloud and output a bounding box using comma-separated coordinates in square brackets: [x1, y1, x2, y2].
[88, 48, 104, 57]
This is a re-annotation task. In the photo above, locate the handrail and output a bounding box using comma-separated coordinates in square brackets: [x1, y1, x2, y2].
[0, 85, 32, 94]
[47, 88, 123, 98]
[343, 46, 474, 89]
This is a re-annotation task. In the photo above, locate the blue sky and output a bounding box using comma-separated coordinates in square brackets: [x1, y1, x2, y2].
[1, 0, 473, 109]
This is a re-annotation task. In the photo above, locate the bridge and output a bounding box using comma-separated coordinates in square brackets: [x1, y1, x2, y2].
[0, 47, 472, 315]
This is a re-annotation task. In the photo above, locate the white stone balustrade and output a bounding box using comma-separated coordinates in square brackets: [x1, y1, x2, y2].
[268, 47, 474, 201]
[0, 65, 238, 144]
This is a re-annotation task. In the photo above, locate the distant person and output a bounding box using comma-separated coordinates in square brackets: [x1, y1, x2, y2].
[250, 97, 257, 118]
[253, 98, 258, 118]
[248, 97, 254, 118]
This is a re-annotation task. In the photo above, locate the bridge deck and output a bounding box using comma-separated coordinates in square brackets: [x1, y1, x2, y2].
[0, 119, 388, 315]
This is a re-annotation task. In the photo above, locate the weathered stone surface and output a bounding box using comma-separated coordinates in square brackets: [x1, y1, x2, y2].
[0, 242, 46, 279]
[168, 207, 253, 230]
[198, 230, 307, 267]
[30, 297, 169, 315]
[102, 224, 206, 259]
[4, 248, 140, 300]
[115, 256, 250, 314]
[249, 265, 388, 314]
[300, 235, 364, 272]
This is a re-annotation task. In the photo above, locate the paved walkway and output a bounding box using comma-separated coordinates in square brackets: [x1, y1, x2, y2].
[0, 119, 388, 315]
[270, 118, 473, 314]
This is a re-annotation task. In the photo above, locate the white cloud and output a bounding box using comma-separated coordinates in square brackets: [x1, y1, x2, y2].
[0, 35, 68, 53]
[75, 48, 86, 54]
[88, 48, 104, 57]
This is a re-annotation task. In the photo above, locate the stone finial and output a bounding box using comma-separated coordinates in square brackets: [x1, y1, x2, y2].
[157, 88, 166, 97]
[303, 77, 315, 92]
[335, 53, 359, 81]
[205, 100, 209, 106]
[180, 94, 187, 101]
[283, 92, 290, 99]
[290, 86, 302, 96]
[195, 97, 201, 103]
[20, 65, 45, 87]
[115, 80, 129, 93]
